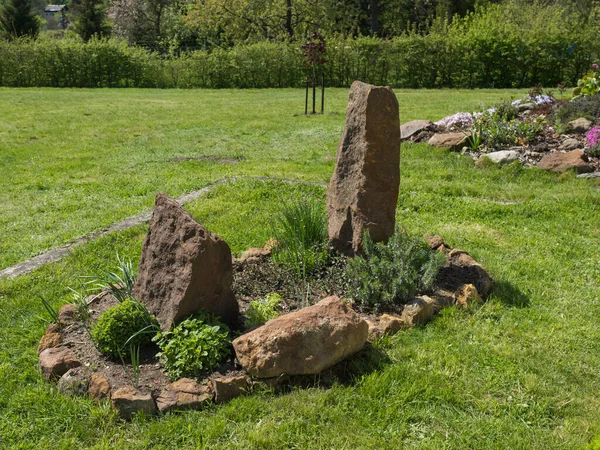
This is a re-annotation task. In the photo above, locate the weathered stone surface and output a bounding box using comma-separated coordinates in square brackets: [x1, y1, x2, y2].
[366, 319, 382, 342]
[559, 138, 581, 151]
[46, 323, 61, 334]
[578, 172, 600, 179]
[378, 314, 404, 335]
[88, 373, 111, 401]
[436, 249, 493, 298]
[479, 150, 520, 165]
[401, 296, 436, 326]
[111, 387, 157, 420]
[401, 119, 432, 140]
[39, 347, 81, 380]
[425, 235, 445, 250]
[38, 332, 62, 354]
[233, 296, 368, 378]
[427, 132, 467, 151]
[132, 193, 239, 330]
[57, 367, 90, 396]
[517, 102, 535, 112]
[239, 247, 270, 263]
[454, 284, 482, 307]
[58, 304, 78, 326]
[326, 81, 400, 256]
[568, 117, 593, 133]
[537, 150, 593, 174]
[212, 374, 250, 403]
[156, 378, 213, 413]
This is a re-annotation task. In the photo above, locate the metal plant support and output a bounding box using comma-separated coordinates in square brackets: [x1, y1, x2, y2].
[302, 32, 326, 115]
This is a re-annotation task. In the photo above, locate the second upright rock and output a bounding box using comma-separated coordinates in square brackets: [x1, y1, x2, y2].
[326, 80, 400, 255]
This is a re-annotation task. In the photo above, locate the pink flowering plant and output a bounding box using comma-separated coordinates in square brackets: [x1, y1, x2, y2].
[585, 126, 600, 157]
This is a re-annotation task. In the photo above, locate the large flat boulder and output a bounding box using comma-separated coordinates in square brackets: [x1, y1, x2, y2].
[132, 193, 239, 330]
[326, 81, 400, 256]
[537, 150, 593, 174]
[232, 296, 368, 378]
[427, 132, 467, 151]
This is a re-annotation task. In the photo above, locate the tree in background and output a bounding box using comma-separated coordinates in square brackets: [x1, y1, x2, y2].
[0, 0, 40, 40]
[74, 0, 111, 41]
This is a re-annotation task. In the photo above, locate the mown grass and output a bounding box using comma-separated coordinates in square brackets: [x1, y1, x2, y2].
[1, 88, 600, 448]
[0, 87, 526, 270]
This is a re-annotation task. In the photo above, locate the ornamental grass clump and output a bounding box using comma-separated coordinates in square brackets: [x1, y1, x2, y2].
[585, 126, 600, 157]
[153, 313, 231, 380]
[271, 198, 329, 279]
[345, 229, 446, 310]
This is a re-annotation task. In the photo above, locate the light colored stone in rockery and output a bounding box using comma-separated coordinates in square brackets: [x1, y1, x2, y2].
[232, 296, 368, 378]
[111, 387, 157, 420]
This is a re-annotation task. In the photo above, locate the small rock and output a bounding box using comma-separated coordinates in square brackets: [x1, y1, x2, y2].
[88, 373, 111, 401]
[427, 133, 468, 151]
[577, 172, 600, 179]
[366, 319, 382, 342]
[430, 289, 455, 308]
[39, 347, 81, 380]
[401, 120, 433, 140]
[437, 250, 494, 298]
[263, 237, 278, 252]
[517, 103, 535, 112]
[378, 314, 404, 335]
[568, 117, 593, 133]
[478, 150, 520, 165]
[212, 374, 250, 403]
[58, 304, 78, 326]
[38, 332, 62, 354]
[57, 367, 90, 396]
[46, 323, 61, 334]
[239, 247, 270, 263]
[402, 296, 436, 326]
[559, 138, 581, 151]
[454, 284, 482, 307]
[537, 150, 593, 174]
[233, 296, 368, 378]
[425, 235, 445, 250]
[156, 378, 213, 413]
[111, 387, 157, 420]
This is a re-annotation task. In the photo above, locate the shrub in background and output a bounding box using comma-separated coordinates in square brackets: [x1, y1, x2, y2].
[91, 298, 159, 359]
[345, 229, 446, 309]
[245, 293, 283, 329]
[271, 199, 329, 279]
[153, 313, 230, 380]
[551, 94, 600, 130]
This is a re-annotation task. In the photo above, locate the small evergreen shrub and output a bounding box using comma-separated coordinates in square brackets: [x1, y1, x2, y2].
[345, 229, 446, 309]
[245, 293, 283, 329]
[153, 313, 230, 380]
[551, 94, 600, 129]
[91, 298, 159, 359]
[271, 199, 329, 279]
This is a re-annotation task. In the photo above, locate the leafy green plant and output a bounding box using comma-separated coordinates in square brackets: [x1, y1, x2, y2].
[153, 313, 231, 380]
[345, 229, 447, 309]
[91, 298, 159, 359]
[245, 293, 283, 329]
[573, 65, 600, 98]
[94, 254, 137, 303]
[465, 128, 483, 151]
[271, 198, 329, 279]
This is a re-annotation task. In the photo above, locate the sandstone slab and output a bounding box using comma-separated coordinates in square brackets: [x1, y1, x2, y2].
[39, 347, 81, 380]
[537, 150, 593, 174]
[436, 249, 493, 298]
[212, 374, 250, 403]
[427, 132, 467, 151]
[479, 150, 520, 165]
[568, 117, 593, 133]
[454, 283, 482, 307]
[57, 367, 90, 396]
[233, 296, 368, 378]
[58, 304, 78, 327]
[401, 296, 436, 326]
[88, 373, 111, 401]
[401, 120, 432, 140]
[38, 332, 62, 354]
[326, 81, 400, 256]
[111, 387, 156, 420]
[378, 314, 404, 335]
[156, 378, 213, 413]
[132, 193, 239, 330]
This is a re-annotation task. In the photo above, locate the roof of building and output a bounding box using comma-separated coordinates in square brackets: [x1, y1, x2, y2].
[44, 5, 67, 12]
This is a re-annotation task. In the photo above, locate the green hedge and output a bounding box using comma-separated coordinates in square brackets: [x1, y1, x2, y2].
[1, 3, 597, 88]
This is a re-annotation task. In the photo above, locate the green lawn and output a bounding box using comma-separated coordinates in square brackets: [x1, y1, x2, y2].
[1, 88, 600, 449]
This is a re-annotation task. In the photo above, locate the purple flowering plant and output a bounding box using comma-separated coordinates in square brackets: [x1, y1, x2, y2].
[585, 126, 600, 157]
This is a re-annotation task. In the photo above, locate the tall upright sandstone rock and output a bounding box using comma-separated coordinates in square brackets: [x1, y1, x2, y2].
[132, 193, 239, 330]
[326, 81, 400, 255]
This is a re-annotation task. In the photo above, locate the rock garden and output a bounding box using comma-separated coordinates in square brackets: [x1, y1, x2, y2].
[402, 75, 600, 178]
[38, 81, 494, 420]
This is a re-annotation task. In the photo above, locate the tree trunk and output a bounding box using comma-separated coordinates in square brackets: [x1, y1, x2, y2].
[369, 0, 380, 36]
[285, 0, 293, 39]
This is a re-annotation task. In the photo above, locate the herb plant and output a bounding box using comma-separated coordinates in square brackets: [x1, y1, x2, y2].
[153, 313, 231, 380]
[345, 229, 446, 309]
[245, 293, 283, 329]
